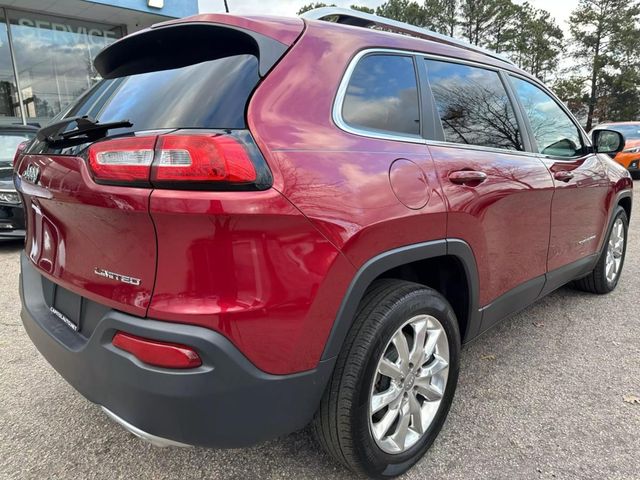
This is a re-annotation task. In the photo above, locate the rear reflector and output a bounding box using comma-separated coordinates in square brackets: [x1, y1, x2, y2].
[112, 331, 202, 369]
[87, 131, 263, 188]
[88, 136, 156, 183]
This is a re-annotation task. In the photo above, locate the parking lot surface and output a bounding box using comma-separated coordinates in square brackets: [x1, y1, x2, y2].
[1, 184, 639, 479]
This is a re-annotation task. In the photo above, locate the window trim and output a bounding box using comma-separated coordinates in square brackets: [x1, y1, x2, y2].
[333, 48, 426, 144]
[333, 48, 591, 160]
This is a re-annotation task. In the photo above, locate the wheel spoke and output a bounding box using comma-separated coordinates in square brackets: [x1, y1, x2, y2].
[414, 377, 443, 402]
[408, 393, 424, 434]
[371, 385, 402, 415]
[390, 402, 411, 450]
[409, 319, 427, 366]
[423, 328, 441, 362]
[378, 357, 403, 382]
[420, 355, 449, 377]
[372, 403, 401, 439]
[392, 331, 411, 371]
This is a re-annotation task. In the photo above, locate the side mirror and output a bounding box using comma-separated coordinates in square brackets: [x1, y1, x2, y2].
[593, 129, 625, 156]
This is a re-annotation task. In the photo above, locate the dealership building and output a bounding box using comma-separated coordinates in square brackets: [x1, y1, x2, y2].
[0, 0, 199, 126]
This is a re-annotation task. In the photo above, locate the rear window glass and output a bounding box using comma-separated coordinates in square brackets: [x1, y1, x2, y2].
[342, 54, 421, 137]
[65, 54, 260, 133]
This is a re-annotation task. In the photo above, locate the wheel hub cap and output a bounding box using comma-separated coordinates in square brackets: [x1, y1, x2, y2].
[369, 314, 450, 454]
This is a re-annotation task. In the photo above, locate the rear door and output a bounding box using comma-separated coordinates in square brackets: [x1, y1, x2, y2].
[507, 75, 610, 274]
[421, 58, 555, 332]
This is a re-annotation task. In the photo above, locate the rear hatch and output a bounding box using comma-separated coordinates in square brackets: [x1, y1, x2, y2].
[15, 17, 302, 318]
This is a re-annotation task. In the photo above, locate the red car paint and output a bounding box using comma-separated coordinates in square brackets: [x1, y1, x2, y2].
[16, 14, 633, 377]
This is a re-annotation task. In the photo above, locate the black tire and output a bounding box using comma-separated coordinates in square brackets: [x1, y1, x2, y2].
[313, 279, 461, 479]
[573, 206, 629, 294]
[631, 171, 640, 180]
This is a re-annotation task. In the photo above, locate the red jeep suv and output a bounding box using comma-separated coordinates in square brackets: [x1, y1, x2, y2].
[15, 8, 633, 478]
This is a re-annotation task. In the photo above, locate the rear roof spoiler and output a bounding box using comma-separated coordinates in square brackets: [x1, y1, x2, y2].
[94, 22, 290, 79]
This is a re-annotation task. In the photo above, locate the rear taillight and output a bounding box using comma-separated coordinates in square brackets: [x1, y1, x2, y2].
[13, 140, 29, 168]
[88, 136, 156, 184]
[152, 134, 256, 183]
[86, 131, 268, 190]
[112, 331, 202, 369]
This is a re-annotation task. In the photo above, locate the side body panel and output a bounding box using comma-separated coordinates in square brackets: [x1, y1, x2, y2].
[148, 188, 355, 374]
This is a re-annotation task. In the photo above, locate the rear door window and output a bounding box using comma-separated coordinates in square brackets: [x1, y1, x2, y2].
[424, 60, 524, 151]
[510, 76, 585, 158]
[342, 54, 421, 137]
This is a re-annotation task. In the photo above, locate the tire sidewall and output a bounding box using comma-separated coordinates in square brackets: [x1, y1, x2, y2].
[351, 287, 461, 479]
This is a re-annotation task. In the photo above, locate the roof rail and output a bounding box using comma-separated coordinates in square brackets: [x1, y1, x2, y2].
[300, 7, 515, 66]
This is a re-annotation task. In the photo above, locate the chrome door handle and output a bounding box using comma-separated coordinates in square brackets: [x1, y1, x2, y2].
[554, 171, 574, 182]
[449, 170, 488, 185]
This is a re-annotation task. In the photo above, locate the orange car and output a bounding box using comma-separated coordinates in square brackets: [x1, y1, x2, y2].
[592, 122, 640, 179]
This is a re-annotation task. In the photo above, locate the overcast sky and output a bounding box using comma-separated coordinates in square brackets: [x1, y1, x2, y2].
[198, 0, 578, 31]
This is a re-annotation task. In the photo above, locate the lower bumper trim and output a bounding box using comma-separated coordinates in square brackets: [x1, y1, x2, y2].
[102, 406, 191, 448]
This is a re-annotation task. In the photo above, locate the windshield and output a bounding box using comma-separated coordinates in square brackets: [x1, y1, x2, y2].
[0, 132, 34, 165]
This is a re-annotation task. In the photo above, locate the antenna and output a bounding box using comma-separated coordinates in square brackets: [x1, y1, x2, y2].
[223, 0, 229, 13]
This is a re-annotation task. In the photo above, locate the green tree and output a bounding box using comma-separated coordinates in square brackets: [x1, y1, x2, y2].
[423, 0, 458, 36]
[376, 0, 429, 26]
[297, 3, 336, 15]
[553, 76, 588, 119]
[459, 0, 501, 46]
[505, 3, 563, 81]
[569, 0, 640, 130]
[351, 4, 375, 13]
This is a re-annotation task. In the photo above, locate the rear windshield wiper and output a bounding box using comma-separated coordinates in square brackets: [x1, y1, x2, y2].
[37, 116, 132, 145]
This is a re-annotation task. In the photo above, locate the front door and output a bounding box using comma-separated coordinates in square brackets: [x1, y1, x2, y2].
[508, 76, 610, 273]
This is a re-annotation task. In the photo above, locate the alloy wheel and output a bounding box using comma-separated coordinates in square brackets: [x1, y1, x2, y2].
[605, 218, 625, 284]
[369, 314, 450, 454]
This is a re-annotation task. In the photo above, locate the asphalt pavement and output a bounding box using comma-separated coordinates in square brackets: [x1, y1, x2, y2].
[1, 183, 639, 479]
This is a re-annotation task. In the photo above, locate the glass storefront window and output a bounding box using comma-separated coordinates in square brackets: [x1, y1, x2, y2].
[6, 10, 123, 125]
[0, 9, 21, 124]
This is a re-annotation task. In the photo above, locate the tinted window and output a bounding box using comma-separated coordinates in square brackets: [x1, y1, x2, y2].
[510, 76, 584, 157]
[63, 54, 260, 133]
[425, 60, 523, 151]
[342, 55, 420, 136]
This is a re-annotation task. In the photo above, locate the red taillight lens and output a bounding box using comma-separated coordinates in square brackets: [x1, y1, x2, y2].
[112, 331, 202, 369]
[86, 132, 265, 189]
[13, 140, 29, 168]
[88, 136, 156, 183]
[152, 134, 257, 184]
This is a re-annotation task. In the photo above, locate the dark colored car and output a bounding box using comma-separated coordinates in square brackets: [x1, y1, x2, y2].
[0, 124, 37, 238]
[591, 122, 640, 178]
[15, 8, 633, 478]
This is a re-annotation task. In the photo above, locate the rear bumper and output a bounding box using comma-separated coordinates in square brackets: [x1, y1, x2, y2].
[19, 253, 334, 448]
